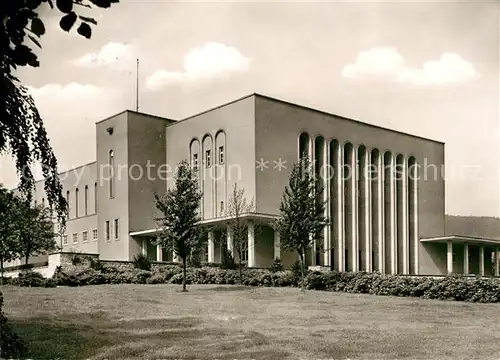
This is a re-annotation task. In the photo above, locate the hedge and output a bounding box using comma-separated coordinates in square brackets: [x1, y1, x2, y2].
[4, 266, 500, 303]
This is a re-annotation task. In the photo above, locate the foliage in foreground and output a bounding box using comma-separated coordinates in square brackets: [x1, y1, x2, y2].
[0, 292, 25, 358]
[5, 265, 499, 303]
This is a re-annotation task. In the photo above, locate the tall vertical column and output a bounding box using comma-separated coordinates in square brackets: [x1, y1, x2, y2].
[412, 160, 419, 275]
[479, 245, 485, 276]
[390, 156, 397, 275]
[248, 222, 255, 267]
[227, 226, 234, 255]
[495, 247, 499, 276]
[351, 147, 358, 272]
[208, 230, 215, 263]
[309, 138, 316, 266]
[156, 244, 163, 262]
[323, 141, 331, 267]
[274, 230, 281, 260]
[377, 155, 384, 273]
[402, 158, 409, 274]
[463, 243, 469, 275]
[447, 241, 453, 275]
[364, 151, 372, 272]
[142, 238, 147, 256]
[338, 146, 345, 271]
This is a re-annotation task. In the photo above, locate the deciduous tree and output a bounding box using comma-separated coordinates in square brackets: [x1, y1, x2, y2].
[16, 201, 58, 265]
[155, 160, 203, 292]
[273, 155, 329, 288]
[226, 183, 259, 284]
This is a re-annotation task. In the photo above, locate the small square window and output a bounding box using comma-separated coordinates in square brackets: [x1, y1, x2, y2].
[63, 235, 68, 245]
[82, 231, 88, 243]
[72, 233, 78, 244]
[92, 229, 98, 241]
[205, 150, 211, 167]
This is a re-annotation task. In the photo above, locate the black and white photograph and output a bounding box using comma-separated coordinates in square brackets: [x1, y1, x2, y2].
[0, 0, 499, 359]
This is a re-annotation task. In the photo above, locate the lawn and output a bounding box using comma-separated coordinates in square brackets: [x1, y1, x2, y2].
[2, 284, 500, 359]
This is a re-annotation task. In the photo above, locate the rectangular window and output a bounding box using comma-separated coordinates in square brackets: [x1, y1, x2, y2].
[205, 150, 211, 167]
[75, 188, 79, 218]
[242, 249, 248, 262]
[72, 232, 78, 244]
[204, 245, 209, 263]
[63, 235, 68, 245]
[92, 229, 98, 241]
[105, 221, 110, 241]
[218, 146, 224, 164]
[114, 219, 119, 240]
[82, 231, 88, 243]
[192, 153, 199, 169]
[84, 186, 88, 216]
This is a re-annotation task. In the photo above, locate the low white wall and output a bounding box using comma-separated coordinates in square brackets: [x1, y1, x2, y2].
[3, 253, 63, 278]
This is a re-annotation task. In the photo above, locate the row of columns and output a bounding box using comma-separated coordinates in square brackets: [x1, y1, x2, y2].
[205, 222, 281, 267]
[447, 242, 500, 276]
[300, 133, 419, 275]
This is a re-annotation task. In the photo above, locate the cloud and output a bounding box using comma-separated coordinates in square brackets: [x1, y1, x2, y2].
[19, 82, 122, 180]
[27, 82, 102, 99]
[146, 42, 252, 90]
[71, 42, 135, 70]
[342, 47, 480, 85]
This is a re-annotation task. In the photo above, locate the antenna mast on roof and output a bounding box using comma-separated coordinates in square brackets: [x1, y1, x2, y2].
[135, 58, 139, 112]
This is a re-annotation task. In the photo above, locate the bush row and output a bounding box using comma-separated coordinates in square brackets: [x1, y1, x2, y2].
[5, 265, 500, 303]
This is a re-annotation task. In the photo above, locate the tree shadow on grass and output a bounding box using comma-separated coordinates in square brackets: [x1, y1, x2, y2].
[10, 313, 202, 359]
[10, 312, 292, 360]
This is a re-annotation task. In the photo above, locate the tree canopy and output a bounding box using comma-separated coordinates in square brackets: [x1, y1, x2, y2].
[273, 155, 329, 286]
[1, 0, 119, 223]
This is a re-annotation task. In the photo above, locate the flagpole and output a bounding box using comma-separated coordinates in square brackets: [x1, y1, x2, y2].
[135, 58, 139, 111]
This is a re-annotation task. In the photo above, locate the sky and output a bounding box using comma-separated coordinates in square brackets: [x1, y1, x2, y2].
[0, 0, 498, 217]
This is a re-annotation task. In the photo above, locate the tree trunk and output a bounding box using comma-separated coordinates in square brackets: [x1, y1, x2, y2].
[238, 254, 243, 285]
[299, 250, 305, 291]
[25, 254, 29, 265]
[182, 258, 187, 292]
[0, 258, 3, 286]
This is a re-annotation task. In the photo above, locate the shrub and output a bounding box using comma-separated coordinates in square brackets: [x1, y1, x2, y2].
[220, 247, 236, 270]
[132, 253, 152, 271]
[290, 260, 308, 281]
[18, 270, 45, 287]
[133, 270, 152, 284]
[268, 258, 284, 273]
[0, 292, 25, 358]
[71, 254, 84, 266]
[87, 257, 106, 272]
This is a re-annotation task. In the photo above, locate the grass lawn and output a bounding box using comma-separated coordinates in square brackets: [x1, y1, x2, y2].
[2, 284, 500, 359]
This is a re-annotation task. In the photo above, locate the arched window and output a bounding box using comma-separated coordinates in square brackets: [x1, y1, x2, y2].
[109, 150, 115, 198]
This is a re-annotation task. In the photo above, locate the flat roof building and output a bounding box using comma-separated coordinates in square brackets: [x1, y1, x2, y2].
[16, 93, 500, 276]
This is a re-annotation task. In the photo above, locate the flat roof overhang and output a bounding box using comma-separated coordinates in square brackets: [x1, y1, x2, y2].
[420, 235, 500, 246]
[129, 212, 278, 237]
